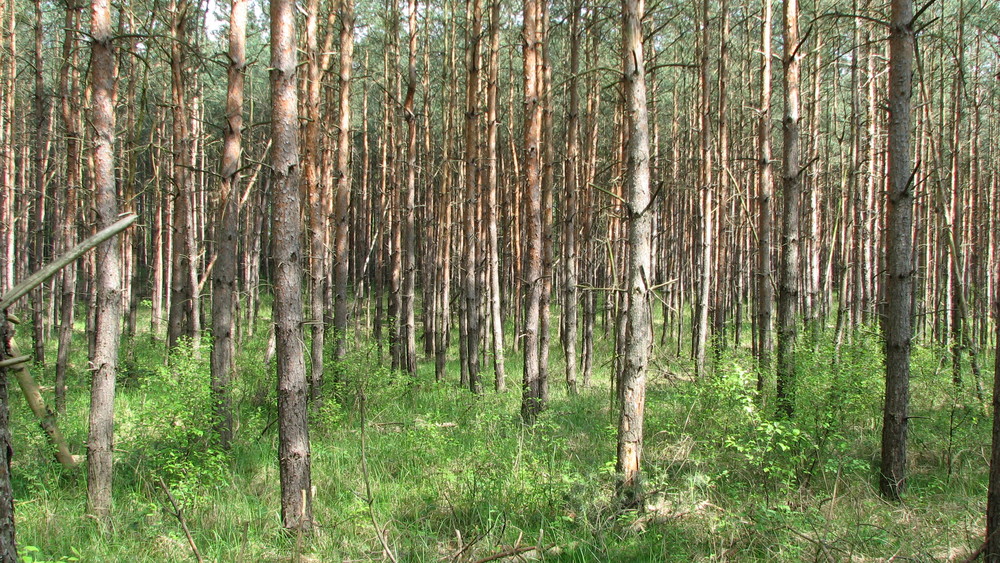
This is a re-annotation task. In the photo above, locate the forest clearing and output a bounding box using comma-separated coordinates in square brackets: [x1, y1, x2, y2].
[0, 0, 998, 559]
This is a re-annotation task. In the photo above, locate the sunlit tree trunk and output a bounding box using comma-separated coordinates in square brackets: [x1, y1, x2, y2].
[87, 0, 121, 520]
[775, 0, 801, 417]
[617, 0, 651, 507]
[271, 0, 312, 531]
[210, 0, 245, 450]
[520, 0, 544, 423]
[561, 0, 581, 395]
[333, 0, 355, 362]
[400, 0, 419, 376]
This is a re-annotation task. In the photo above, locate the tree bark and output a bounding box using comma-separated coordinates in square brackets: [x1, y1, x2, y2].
[333, 0, 355, 362]
[616, 0, 652, 508]
[485, 0, 505, 392]
[167, 0, 193, 351]
[463, 0, 483, 392]
[87, 0, 121, 520]
[56, 0, 82, 414]
[755, 0, 774, 393]
[271, 0, 312, 531]
[210, 0, 245, 450]
[775, 0, 801, 418]
[879, 0, 914, 500]
[520, 0, 544, 423]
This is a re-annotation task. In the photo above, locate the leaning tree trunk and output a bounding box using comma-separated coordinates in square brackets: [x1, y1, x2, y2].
[271, 0, 312, 532]
[616, 0, 652, 508]
[879, 0, 914, 501]
[775, 0, 801, 418]
[210, 0, 245, 450]
[87, 0, 122, 520]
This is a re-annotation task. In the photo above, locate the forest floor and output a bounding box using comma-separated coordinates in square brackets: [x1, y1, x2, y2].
[7, 307, 994, 562]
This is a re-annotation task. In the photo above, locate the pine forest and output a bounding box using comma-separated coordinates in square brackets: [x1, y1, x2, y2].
[0, 0, 998, 559]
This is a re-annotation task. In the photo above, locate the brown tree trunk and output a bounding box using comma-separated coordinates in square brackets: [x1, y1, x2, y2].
[520, 0, 544, 423]
[755, 0, 774, 393]
[271, 0, 312, 531]
[987, 260, 1000, 560]
[617, 0, 651, 507]
[879, 0, 914, 500]
[167, 0, 193, 351]
[775, 0, 801, 418]
[210, 0, 245, 450]
[694, 0, 713, 378]
[561, 0, 581, 396]
[303, 0, 324, 403]
[333, 0, 355, 362]
[463, 0, 483, 392]
[485, 0, 505, 392]
[0, 321, 16, 561]
[399, 0, 419, 376]
[56, 0, 82, 414]
[87, 0, 121, 520]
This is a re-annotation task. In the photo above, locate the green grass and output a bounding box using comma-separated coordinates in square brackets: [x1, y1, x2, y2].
[6, 303, 995, 561]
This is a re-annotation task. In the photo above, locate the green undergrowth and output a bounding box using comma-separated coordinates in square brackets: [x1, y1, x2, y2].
[6, 308, 995, 561]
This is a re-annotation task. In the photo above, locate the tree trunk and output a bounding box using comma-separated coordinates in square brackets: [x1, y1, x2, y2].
[775, 0, 801, 418]
[271, 0, 312, 531]
[561, 0, 581, 396]
[755, 0, 773, 393]
[303, 0, 324, 403]
[210, 0, 245, 450]
[167, 0, 193, 351]
[617, 0, 651, 507]
[520, 0, 544, 423]
[485, 0, 505, 392]
[87, 0, 121, 520]
[333, 0, 354, 362]
[879, 0, 914, 500]
[56, 0, 82, 414]
[0, 320, 16, 561]
[463, 0, 483, 392]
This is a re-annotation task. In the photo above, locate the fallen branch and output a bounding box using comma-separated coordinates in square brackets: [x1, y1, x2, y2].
[4, 336, 78, 469]
[472, 542, 557, 563]
[158, 477, 204, 563]
[0, 213, 137, 311]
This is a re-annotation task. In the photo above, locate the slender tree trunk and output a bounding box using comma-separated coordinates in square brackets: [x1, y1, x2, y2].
[31, 0, 49, 366]
[879, 0, 914, 500]
[271, 0, 312, 531]
[694, 0, 713, 378]
[167, 0, 193, 351]
[485, 0, 505, 391]
[463, 0, 483, 392]
[561, 0, 581, 396]
[399, 0, 419, 376]
[210, 0, 245, 450]
[56, 0, 82, 414]
[520, 0, 544, 423]
[617, 0, 651, 507]
[987, 260, 1000, 560]
[333, 0, 355, 361]
[775, 0, 801, 418]
[303, 0, 325, 403]
[755, 0, 773, 394]
[87, 0, 121, 520]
